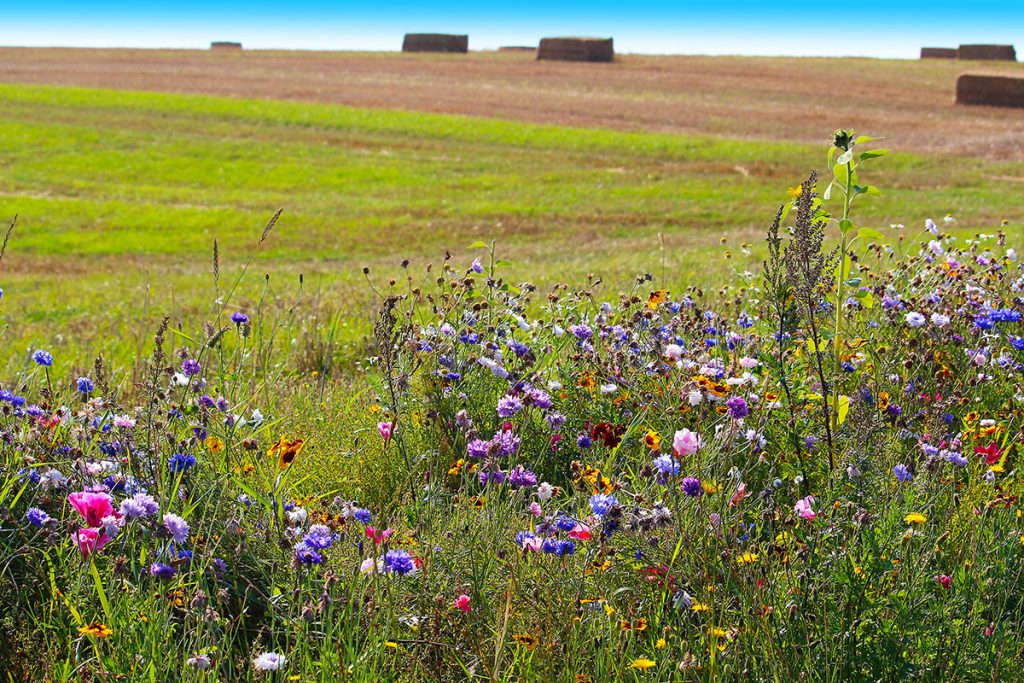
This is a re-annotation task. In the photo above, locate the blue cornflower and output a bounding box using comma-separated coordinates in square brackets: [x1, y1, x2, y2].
[589, 493, 617, 517]
[32, 349, 53, 367]
[555, 516, 576, 532]
[894, 464, 913, 483]
[383, 549, 416, 575]
[76, 377, 94, 394]
[150, 563, 176, 580]
[294, 542, 324, 565]
[26, 507, 51, 527]
[302, 524, 335, 550]
[181, 358, 201, 376]
[681, 477, 703, 497]
[230, 312, 250, 325]
[168, 453, 197, 474]
[353, 508, 372, 524]
[653, 454, 680, 477]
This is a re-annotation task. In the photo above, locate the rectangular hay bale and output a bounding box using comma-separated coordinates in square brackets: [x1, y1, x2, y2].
[958, 44, 1016, 61]
[402, 34, 468, 53]
[210, 41, 242, 51]
[920, 47, 957, 59]
[956, 74, 1024, 108]
[537, 37, 614, 63]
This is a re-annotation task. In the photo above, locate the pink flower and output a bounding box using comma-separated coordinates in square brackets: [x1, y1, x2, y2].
[454, 594, 471, 613]
[794, 495, 817, 521]
[71, 527, 109, 556]
[673, 428, 702, 457]
[377, 421, 393, 442]
[568, 523, 592, 541]
[528, 502, 543, 517]
[936, 574, 952, 589]
[521, 536, 543, 553]
[68, 491, 115, 527]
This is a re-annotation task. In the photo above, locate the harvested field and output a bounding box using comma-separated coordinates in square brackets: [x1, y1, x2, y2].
[1, 47, 1023, 159]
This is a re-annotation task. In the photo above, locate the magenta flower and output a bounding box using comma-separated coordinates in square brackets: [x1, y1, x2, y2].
[377, 421, 393, 442]
[454, 594, 472, 613]
[71, 527, 110, 556]
[673, 428, 702, 457]
[68, 491, 116, 527]
[794, 495, 817, 521]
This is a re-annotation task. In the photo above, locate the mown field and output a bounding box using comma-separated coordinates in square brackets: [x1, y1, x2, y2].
[1, 80, 1022, 376]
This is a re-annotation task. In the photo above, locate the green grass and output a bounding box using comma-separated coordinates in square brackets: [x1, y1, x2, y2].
[1, 83, 1022, 373]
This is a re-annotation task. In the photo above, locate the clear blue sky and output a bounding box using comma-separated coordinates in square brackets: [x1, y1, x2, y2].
[5, 1, 1022, 58]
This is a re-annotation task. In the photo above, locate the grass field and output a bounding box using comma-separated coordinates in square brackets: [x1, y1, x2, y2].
[0, 63, 1022, 374]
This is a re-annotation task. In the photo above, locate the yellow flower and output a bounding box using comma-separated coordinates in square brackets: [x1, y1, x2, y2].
[648, 290, 668, 309]
[205, 436, 224, 453]
[78, 622, 112, 638]
[691, 601, 710, 613]
[736, 552, 759, 565]
[787, 185, 803, 198]
[268, 436, 305, 469]
[384, 641, 398, 649]
[368, 404, 382, 414]
[701, 480, 718, 495]
[904, 513, 928, 525]
[512, 634, 539, 649]
[655, 638, 667, 649]
[631, 658, 656, 671]
[644, 430, 662, 452]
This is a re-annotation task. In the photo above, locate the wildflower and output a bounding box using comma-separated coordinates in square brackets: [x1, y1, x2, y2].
[205, 435, 224, 453]
[71, 527, 110, 556]
[673, 428, 702, 456]
[508, 465, 538, 488]
[76, 377, 94, 394]
[187, 654, 212, 669]
[163, 513, 190, 543]
[112, 414, 136, 429]
[302, 524, 335, 550]
[269, 436, 305, 469]
[905, 512, 928, 524]
[384, 549, 417, 575]
[26, 507, 51, 527]
[121, 492, 159, 519]
[905, 312, 926, 328]
[353, 508, 372, 524]
[230, 311, 249, 325]
[32, 349, 53, 366]
[631, 658, 656, 671]
[974, 442, 1003, 466]
[69, 491, 115, 527]
[150, 563, 176, 580]
[931, 313, 950, 327]
[512, 634, 539, 648]
[454, 594, 471, 613]
[936, 574, 952, 589]
[736, 552, 759, 565]
[681, 477, 702, 497]
[294, 542, 324, 565]
[253, 652, 286, 671]
[496, 394, 524, 417]
[653, 454, 680, 477]
[168, 453, 197, 474]
[894, 464, 913, 483]
[181, 358, 201, 376]
[725, 396, 749, 419]
[377, 421, 393, 441]
[794, 496, 816, 520]
[589, 493, 617, 517]
[541, 539, 576, 556]
[78, 622, 112, 638]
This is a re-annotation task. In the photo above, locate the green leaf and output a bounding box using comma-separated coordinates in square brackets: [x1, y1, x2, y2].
[853, 135, 881, 145]
[90, 560, 112, 623]
[495, 259, 513, 266]
[845, 277, 862, 287]
[837, 395, 850, 425]
[839, 219, 856, 235]
[859, 149, 889, 161]
[857, 227, 884, 241]
[860, 291, 874, 308]
[467, 241, 488, 250]
[836, 149, 854, 165]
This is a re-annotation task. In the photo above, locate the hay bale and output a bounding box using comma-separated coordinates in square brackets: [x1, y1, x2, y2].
[537, 37, 614, 63]
[402, 34, 468, 53]
[920, 47, 957, 60]
[958, 44, 1016, 61]
[499, 46, 535, 53]
[210, 41, 242, 51]
[956, 73, 1024, 108]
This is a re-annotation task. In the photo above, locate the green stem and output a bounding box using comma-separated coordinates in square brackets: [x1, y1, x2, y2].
[831, 159, 854, 437]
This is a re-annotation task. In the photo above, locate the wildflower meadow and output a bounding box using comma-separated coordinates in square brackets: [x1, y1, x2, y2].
[2, 130, 1024, 681]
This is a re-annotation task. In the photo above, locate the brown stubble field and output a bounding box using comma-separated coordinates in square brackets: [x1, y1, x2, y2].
[2, 47, 1023, 159]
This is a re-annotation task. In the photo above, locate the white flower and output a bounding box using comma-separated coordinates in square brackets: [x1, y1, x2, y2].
[928, 240, 944, 256]
[739, 356, 759, 369]
[286, 507, 308, 527]
[664, 344, 684, 360]
[930, 313, 950, 327]
[1007, 249, 1017, 262]
[905, 312, 926, 328]
[943, 214, 956, 224]
[599, 383, 617, 395]
[187, 654, 212, 670]
[536, 482, 554, 502]
[687, 390, 703, 406]
[250, 408, 264, 426]
[360, 557, 383, 574]
[172, 372, 189, 386]
[925, 218, 938, 235]
[253, 652, 286, 671]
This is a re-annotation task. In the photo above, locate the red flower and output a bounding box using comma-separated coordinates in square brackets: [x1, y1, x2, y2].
[974, 442, 1003, 466]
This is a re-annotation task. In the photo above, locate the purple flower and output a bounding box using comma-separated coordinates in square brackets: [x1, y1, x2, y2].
[121, 492, 159, 519]
[496, 394, 524, 418]
[302, 524, 334, 550]
[181, 359, 201, 377]
[681, 477, 702, 497]
[493, 430, 521, 457]
[32, 349, 53, 367]
[230, 312, 250, 325]
[725, 396, 749, 419]
[546, 412, 566, 430]
[894, 464, 913, 483]
[294, 542, 324, 565]
[507, 466, 537, 488]
[479, 469, 506, 485]
[384, 549, 416, 575]
[541, 538, 576, 556]
[353, 508, 372, 524]
[76, 377, 94, 394]
[150, 562, 176, 580]
[163, 513, 190, 543]
[569, 324, 593, 341]
[653, 454, 680, 477]
[168, 453, 197, 474]
[467, 439, 489, 459]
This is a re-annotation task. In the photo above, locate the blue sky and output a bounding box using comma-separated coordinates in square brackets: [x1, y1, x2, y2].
[5, 1, 1023, 58]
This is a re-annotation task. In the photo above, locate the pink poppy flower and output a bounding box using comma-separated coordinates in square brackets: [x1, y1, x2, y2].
[68, 491, 115, 527]
[794, 495, 817, 521]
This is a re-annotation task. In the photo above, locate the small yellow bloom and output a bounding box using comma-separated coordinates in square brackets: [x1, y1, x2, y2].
[905, 513, 928, 525]
[268, 436, 305, 469]
[631, 658, 656, 671]
[655, 638, 667, 649]
[736, 552, 759, 565]
[205, 436, 224, 453]
[648, 290, 668, 309]
[384, 641, 398, 649]
[78, 622, 112, 638]
[691, 601, 710, 613]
